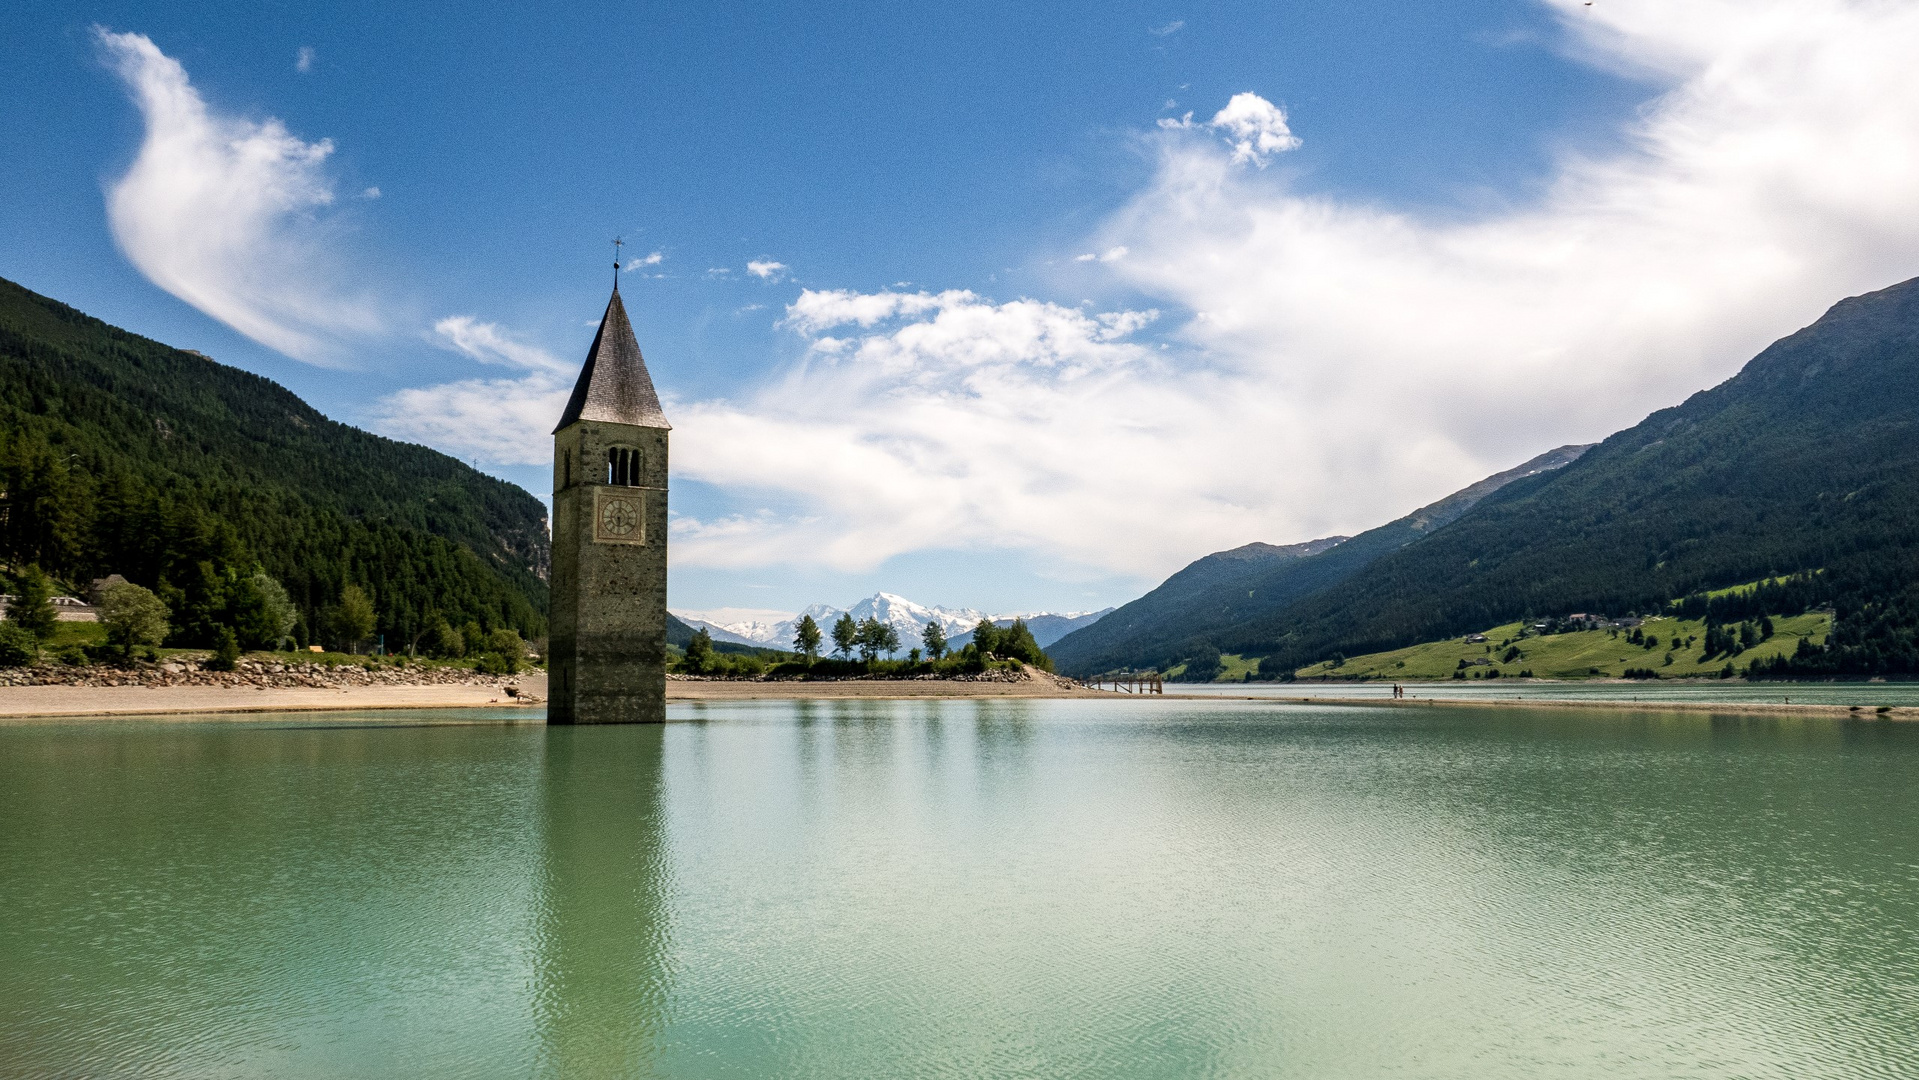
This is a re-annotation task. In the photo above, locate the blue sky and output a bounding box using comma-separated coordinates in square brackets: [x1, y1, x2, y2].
[7, 1, 1919, 623]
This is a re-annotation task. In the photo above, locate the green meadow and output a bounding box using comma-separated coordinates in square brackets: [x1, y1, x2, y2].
[1288, 612, 1830, 682]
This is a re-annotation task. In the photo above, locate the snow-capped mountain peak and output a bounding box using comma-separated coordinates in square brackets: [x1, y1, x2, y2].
[672, 592, 1111, 653]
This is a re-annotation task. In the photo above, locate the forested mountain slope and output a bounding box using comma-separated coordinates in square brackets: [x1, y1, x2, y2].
[1049, 446, 1588, 674]
[1238, 276, 1919, 675]
[0, 276, 549, 647]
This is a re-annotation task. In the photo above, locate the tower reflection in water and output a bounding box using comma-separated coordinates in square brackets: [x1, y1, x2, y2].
[533, 725, 672, 1077]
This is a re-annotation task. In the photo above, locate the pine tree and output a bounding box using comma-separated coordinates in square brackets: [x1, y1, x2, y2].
[793, 614, 822, 664]
[7, 565, 59, 639]
[970, 618, 1002, 657]
[921, 619, 947, 660]
[685, 627, 714, 673]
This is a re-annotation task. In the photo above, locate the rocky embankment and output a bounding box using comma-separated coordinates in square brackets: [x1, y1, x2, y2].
[0, 658, 517, 691]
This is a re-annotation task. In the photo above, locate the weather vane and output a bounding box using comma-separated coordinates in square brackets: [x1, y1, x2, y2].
[613, 236, 624, 289]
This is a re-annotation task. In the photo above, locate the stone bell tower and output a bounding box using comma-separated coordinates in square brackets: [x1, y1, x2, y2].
[548, 285, 670, 724]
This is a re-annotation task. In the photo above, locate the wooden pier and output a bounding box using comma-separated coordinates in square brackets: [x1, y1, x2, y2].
[1092, 673, 1163, 694]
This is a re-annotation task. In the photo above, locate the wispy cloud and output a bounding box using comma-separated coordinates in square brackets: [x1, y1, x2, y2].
[747, 259, 789, 280]
[362, 317, 575, 464]
[1150, 20, 1185, 36]
[97, 29, 378, 364]
[365, 374, 571, 466]
[430, 316, 571, 374]
[624, 251, 664, 270]
[295, 45, 315, 73]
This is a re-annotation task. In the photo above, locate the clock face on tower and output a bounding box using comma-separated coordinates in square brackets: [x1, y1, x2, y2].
[593, 488, 646, 545]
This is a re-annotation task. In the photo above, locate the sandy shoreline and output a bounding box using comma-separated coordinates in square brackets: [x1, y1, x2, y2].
[0, 672, 1106, 718]
[4, 673, 1913, 720]
[0, 674, 549, 719]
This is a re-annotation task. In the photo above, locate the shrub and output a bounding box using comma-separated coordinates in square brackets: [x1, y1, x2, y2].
[205, 627, 241, 671]
[0, 625, 36, 668]
[476, 651, 519, 676]
[55, 644, 89, 666]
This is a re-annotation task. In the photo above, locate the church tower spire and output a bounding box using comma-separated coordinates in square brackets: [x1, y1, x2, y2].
[548, 282, 671, 724]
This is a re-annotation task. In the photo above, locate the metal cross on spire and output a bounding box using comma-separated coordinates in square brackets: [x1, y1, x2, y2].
[613, 237, 624, 290]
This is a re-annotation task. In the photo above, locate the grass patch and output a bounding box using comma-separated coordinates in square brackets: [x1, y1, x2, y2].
[1295, 612, 1829, 681]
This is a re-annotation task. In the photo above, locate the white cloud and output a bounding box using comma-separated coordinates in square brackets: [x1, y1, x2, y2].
[1156, 95, 1302, 166]
[1206, 92, 1301, 166]
[295, 45, 315, 73]
[361, 186, 380, 199]
[1150, 20, 1185, 36]
[747, 259, 789, 280]
[1075, 246, 1130, 263]
[670, 290, 1197, 572]
[97, 29, 378, 363]
[624, 251, 664, 270]
[663, 0, 1919, 585]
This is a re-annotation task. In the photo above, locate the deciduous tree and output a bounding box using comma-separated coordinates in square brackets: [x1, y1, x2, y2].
[831, 613, 858, 659]
[98, 581, 169, 656]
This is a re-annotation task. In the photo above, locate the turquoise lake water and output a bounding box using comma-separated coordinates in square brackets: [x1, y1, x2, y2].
[3, 699, 1917, 1078]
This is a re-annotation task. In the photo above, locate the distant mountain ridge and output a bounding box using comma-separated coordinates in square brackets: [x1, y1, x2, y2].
[1049, 444, 1591, 674]
[674, 592, 1111, 653]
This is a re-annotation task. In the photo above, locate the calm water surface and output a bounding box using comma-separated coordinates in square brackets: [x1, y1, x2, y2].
[3, 700, 1917, 1078]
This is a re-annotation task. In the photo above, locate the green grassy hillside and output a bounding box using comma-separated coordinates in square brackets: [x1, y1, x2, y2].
[1293, 613, 1829, 681]
[0, 276, 550, 648]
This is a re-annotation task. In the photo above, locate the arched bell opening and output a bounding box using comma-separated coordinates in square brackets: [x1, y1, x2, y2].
[605, 446, 643, 487]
